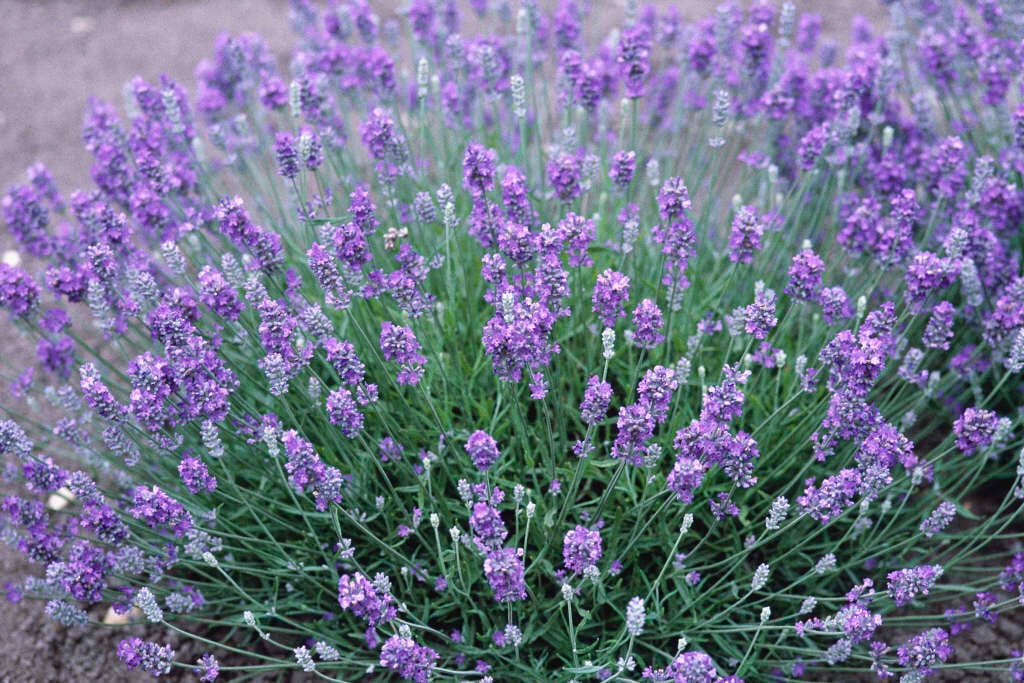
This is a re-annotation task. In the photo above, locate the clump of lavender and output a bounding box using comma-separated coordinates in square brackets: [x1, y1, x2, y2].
[2, 2, 1024, 681]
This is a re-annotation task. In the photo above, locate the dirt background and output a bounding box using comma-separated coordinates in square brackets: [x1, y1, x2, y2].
[0, 1, 884, 681]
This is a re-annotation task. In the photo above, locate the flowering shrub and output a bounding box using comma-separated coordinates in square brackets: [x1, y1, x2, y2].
[3, 1, 1024, 680]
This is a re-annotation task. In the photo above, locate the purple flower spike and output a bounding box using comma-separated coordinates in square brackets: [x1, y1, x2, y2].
[465, 429, 501, 472]
[380, 321, 427, 386]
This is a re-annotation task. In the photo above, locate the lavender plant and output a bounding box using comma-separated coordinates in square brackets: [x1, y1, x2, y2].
[3, 1, 1024, 681]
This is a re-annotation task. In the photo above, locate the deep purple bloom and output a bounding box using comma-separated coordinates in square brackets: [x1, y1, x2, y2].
[897, 628, 953, 679]
[482, 295, 558, 385]
[547, 152, 582, 202]
[700, 364, 750, 424]
[617, 25, 651, 98]
[611, 404, 655, 466]
[953, 407, 1004, 456]
[198, 266, 243, 321]
[193, 653, 220, 682]
[483, 547, 527, 603]
[786, 249, 825, 301]
[338, 572, 397, 626]
[380, 321, 427, 386]
[129, 485, 193, 537]
[637, 365, 678, 424]
[728, 206, 764, 264]
[888, 565, 944, 607]
[501, 166, 533, 226]
[274, 131, 299, 179]
[282, 430, 343, 511]
[923, 301, 955, 350]
[819, 286, 853, 324]
[609, 150, 636, 191]
[642, 651, 718, 682]
[579, 376, 613, 427]
[631, 299, 664, 349]
[563, 525, 602, 574]
[327, 387, 364, 438]
[656, 177, 691, 223]
[559, 212, 595, 267]
[178, 455, 217, 494]
[465, 430, 501, 472]
[740, 286, 777, 339]
[592, 269, 630, 327]
[798, 469, 861, 524]
[469, 501, 508, 551]
[379, 634, 439, 683]
[0, 264, 40, 319]
[117, 638, 175, 677]
[667, 455, 706, 504]
[463, 142, 497, 197]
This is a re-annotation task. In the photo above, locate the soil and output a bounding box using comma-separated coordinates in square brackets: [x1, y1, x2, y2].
[0, 2, 968, 682]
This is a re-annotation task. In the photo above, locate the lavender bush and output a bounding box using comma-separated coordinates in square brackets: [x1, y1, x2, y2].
[3, 0, 1024, 680]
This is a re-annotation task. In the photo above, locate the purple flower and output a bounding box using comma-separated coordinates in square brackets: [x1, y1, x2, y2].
[563, 525, 602, 575]
[348, 184, 379, 235]
[740, 286, 777, 339]
[897, 628, 953, 679]
[904, 252, 958, 310]
[463, 142, 497, 197]
[923, 301, 955, 350]
[592, 269, 631, 327]
[483, 547, 527, 603]
[380, 321, 427, 386]
[197, 266, 243, 321]
[887, 565, 944, 607]
[617, 25, 651, 98]
[193, 653, 220, 682]
[667, 455, 706, 504]
[117, 638, 175, 677]
[642, 651, 718, 682]
[656, 177, 691, 223]
[129, 485, 193, 537]
[819, 286, 853, 325]
[953, 407, 1004, 456]
[728, 206, 765, 264]
[579, 376, 613, 427]
[361, 107, 406, 164]
[274, 131, 299, 179]
[501, 166, 533, 226]
[700, 364, 750, 424]
[547, 152, 582, 202]
[379, 634, 439, 683]
[21, 457, 67, 494]
[282, 430, 343, 511]
[786, 249, 825, 301]
[999, 553, 1024, 602]
[631, 299, 665, 350]
[465, 430, 501, 472]
[609, 150, 636, 191]
[338, 572, 397, 626]
[469, 501, 508, 550]
[1, 185, 53, 257]
[0, 264, 40, 319]
[482, 295, 559, 384]
[178, 455, 217, 494]
[611, 404, 655, 466]
[326, 387, 364, 438]
[637, 365, 678, 424]
[797, 469, 861, 524]
[559, 212, 595, 267]
[920, 501, 957, 538]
